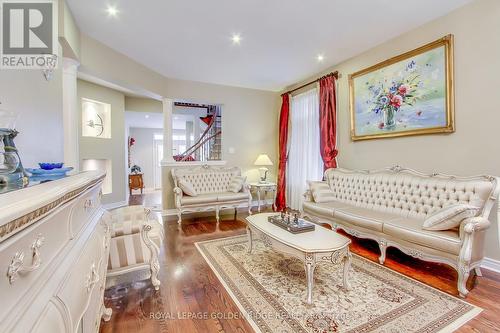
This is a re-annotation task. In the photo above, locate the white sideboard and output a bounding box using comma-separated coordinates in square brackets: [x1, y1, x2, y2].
[0, 171, 111, 333]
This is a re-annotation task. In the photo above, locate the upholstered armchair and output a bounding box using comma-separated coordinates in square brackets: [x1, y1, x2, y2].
[106, 206, 164, 290]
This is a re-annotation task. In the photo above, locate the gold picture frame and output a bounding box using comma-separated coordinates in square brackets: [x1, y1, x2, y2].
[349, 35, 454, 141]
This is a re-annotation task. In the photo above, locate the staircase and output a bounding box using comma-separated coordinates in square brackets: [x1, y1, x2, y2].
[176, 105, 222, 162]
[208, 106, 222, 160]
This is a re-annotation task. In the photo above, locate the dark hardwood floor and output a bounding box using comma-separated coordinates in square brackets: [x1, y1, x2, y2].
[100, 203, 500, 333]
[129, 191, 162, 207]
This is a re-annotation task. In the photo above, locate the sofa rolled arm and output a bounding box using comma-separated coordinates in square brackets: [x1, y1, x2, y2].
[303, 189, 313, 202]
[173, 187, 183, 196]
[242, 182, 251, 193]
[144, 209, 165, 241]
[462, 216, 491, 233]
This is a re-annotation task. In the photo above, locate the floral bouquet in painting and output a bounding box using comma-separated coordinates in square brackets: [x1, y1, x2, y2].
[370, 68, 421, 130]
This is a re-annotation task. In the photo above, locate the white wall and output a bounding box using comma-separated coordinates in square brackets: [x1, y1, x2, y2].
[58, 0, 81, 59]
[0, 1, 77, 172]
[78, 34, 280, 209]
[129, 127, 163, 190]
[285, 0, 500, 260]
[125, 97, 162, 114]
[78, 79, 126, 205]
[0, 67, 63, 169]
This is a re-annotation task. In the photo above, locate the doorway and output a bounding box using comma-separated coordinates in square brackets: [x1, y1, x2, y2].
[153, 134, 163, 190]
[125, 109, 163, 209]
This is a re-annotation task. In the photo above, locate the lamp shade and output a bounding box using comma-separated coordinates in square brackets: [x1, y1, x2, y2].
[254, 154, 273, 166]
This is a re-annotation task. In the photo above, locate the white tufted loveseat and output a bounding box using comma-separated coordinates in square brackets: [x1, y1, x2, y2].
[171, 165, 252, 224]
[303, 166, 499, 297]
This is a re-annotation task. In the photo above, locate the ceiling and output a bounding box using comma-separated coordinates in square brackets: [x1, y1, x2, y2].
[125, 111, 163, 129]
[67, 0, 472, 91]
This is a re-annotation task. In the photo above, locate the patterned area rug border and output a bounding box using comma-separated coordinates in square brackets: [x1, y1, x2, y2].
[195, 235, 482, 333]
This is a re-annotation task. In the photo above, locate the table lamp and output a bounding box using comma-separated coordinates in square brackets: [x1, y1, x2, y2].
[254, 154, 273, 183]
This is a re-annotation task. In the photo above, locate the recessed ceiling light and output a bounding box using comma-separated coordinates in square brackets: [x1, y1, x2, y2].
[317, 54, 325, 62]
[145, 114, 150, 119]
[231, 33, 242, 45]
[106, 5, 118, 17]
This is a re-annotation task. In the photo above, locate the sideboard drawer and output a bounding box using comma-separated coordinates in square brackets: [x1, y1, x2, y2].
[31, 301, 68, 333]
[56, 223, 106, 330]
[0, 205, 72, 316]
[69, 186, 102, 238]
[83, 222, 111, 332]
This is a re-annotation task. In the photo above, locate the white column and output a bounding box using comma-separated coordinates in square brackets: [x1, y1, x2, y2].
[162, 98, 175, 163]
[62, 57, 80, 171]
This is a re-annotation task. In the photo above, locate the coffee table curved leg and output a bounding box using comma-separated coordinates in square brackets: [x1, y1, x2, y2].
[246, 226, 253, 254]
[304, 254, 316, 305]
[343, 249, 352, 291]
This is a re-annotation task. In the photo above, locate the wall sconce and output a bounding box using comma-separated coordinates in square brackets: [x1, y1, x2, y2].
[86, 113, 104, 137]
[42, 54, 58, 81]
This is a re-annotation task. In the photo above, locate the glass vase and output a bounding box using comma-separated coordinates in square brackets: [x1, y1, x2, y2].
[383, 108, 396, 129]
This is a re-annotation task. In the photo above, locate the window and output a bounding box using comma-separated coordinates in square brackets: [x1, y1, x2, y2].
[286, 89, 323, 210]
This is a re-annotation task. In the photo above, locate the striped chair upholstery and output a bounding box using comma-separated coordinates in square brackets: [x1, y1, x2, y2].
[106, 206, 163, 290]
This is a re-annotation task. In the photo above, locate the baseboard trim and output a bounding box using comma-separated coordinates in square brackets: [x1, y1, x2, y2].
[103, 201, 128, 210]
[481, 257, 500, 273]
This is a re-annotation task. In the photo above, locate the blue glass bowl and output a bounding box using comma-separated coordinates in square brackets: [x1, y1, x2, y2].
[39, 162, 64, 170]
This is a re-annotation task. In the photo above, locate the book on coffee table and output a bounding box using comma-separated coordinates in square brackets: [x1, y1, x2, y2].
[267, 215, 315, 234]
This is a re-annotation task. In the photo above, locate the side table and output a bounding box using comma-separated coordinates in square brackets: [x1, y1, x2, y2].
[129, 173, 144, 195]
[249, 182, 277, 212]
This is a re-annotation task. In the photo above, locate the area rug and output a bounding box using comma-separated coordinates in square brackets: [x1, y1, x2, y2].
[195, 235, 481, 333]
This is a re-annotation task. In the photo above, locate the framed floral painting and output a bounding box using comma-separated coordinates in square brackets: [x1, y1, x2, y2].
[349, 35, 454, 140]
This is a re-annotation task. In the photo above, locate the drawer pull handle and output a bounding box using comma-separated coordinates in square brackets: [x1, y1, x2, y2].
[84, 199, 94, 210]
[85, 263, 100, 293]
[7, 234, 45, 284]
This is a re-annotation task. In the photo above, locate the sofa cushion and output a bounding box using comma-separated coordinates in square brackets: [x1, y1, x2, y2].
[178, 179, 198, 196]
[303, 201, 334, 217]
[383, 218, 461, 255]
[217, 192, 250, 202]
[334, 206, 400, 232]
[309, 181, 336, 203]
[180, 193, 218, 205]
[228, 176, 246, 193]
[303, 201, 350, 217]
[423, 204, 480, 231]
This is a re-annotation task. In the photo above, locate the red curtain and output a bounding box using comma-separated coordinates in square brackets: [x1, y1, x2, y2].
[319, 75, 338, 170]
[275, 94, 290, 211]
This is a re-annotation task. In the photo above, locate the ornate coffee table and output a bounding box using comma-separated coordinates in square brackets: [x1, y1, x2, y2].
[246, 213, 352, 305]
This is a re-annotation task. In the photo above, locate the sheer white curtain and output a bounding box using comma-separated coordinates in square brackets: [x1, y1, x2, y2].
[286, 88, 324, 210]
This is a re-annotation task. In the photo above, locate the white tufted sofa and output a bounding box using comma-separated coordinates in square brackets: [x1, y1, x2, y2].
[171, 165, 252, 224]
[303, 166, 499, 297]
